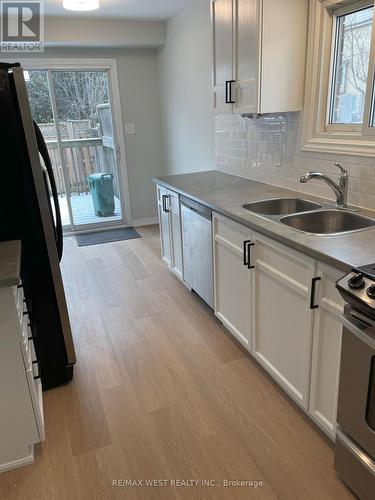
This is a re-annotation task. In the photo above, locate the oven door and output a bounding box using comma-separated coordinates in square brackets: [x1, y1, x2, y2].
[338, 309, 375, 459]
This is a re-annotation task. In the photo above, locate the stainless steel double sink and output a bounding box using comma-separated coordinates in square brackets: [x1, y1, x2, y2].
[242, 198, 375, 236]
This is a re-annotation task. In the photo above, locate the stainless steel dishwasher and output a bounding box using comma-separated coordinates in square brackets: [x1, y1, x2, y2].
[180, 196, 214, 309]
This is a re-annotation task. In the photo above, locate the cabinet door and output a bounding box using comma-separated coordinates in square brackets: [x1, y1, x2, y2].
[252, 232, 316, 409]
[233, 0, 259, 114]
[309, 263, 344, 440]
[213, 212, 252, 350]
[156, 184, 172, 268]
[168, 189, 183, 280]
[260, 0, 307, 113]
[212, 0, 234, 114]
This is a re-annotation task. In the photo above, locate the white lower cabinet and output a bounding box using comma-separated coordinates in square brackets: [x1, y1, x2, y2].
[158, 204, 345, 440]
[0, 283, 44, 473]
[251, 231, 316, 410]
[156, 184, 172, 268]
[309, 263, 344, 439]
[211, 212, 345, 438]
[156, 184, 183, 280]
[213, 212, 252, 350]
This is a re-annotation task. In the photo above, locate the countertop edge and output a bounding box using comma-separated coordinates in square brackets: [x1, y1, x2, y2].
[153, 176, 354, 273]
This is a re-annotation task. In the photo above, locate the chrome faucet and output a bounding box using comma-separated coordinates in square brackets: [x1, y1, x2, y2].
[300, 163, 349, 208]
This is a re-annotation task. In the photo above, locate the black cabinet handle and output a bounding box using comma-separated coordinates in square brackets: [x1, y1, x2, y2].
[32, 359, 41, 380]
[243, 240, 251, 267]
[225, 80, 235, 104]
[247, 242, 255, 269]
[162, 194, 170, 213]
[310, 277, 321, 309]
[243, 241, 255, 269]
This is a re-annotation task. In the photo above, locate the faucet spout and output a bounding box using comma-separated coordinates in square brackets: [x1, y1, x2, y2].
[299, 164, 349, 208]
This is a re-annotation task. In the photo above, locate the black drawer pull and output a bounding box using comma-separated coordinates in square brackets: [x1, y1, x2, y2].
[310, 277, 321, 309]
[162, 194, 170, 213]
[33, 375, 41, 381]
[243, 241, 255, 269]
[243, 240, 251, 267]
[247, 243, 255, 270]
[225, 80, 236, 104]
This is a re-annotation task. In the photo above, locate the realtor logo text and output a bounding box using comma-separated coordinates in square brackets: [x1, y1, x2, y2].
[1, 1, 44, 52]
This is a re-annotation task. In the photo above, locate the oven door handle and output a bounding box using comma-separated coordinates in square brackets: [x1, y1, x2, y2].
[341, 314, 375, 351]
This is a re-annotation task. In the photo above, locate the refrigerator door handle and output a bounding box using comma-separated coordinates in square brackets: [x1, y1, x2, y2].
[33, 121, 63, 262]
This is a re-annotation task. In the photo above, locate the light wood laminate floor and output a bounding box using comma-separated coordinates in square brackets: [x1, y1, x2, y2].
[0, 226, 353, 500]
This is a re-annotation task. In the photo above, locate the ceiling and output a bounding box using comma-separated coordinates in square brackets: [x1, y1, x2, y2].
[44, 0, 193, 20]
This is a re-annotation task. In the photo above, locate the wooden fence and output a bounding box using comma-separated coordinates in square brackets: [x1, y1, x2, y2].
[46, 138, 120, 198]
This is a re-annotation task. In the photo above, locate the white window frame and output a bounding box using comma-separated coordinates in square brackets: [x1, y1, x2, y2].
[302, 0, 375, 157]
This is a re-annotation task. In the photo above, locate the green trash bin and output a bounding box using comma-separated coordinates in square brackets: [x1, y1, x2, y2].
[88, 173, 115, 217]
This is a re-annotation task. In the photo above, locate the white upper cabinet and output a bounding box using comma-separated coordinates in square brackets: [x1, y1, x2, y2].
[212, 0, 234, 114]
[212, 0, 308, 115]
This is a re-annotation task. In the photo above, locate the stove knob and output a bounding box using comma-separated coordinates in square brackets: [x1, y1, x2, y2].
[348, 273, 365, 289]
[367, 284, 375, 299]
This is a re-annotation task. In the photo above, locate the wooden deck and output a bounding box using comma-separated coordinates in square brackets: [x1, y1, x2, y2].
[56, 193, 122, 229]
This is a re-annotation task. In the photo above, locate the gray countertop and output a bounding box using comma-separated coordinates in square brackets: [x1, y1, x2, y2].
[154, 171, 375, 272]
[0, 240, 21, 288]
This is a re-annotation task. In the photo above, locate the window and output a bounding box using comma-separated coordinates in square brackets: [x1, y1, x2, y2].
[330, 5, 373, 124]
[302, 0, 375, 157]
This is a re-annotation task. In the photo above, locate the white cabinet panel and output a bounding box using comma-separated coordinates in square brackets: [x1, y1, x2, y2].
[212, 0, 308, 114]
[212, 0, 234, 114]
[252, 232, 316, 409]
[0, 285, 44, 473]
[156, 184, 183, 281]
[233, 0, 258, 114]
[261, 0, 308, 113]
[309, 263, 344, 439]
[213, 212, 252, 349]
[168, 189, 183, 280]
[156, 184, 172, 268]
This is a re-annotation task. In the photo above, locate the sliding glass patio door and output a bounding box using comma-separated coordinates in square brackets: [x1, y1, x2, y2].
[25, 66, 127, 232]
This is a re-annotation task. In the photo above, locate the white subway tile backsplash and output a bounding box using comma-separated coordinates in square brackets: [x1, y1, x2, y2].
[215, 113, 375, 210]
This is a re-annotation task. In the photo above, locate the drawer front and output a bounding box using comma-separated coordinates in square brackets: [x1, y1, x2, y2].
[213, 212, 251, 250]
[13, 284, 25, 324]
[253, 231, 314, 288]
[26, 358, 45, 442]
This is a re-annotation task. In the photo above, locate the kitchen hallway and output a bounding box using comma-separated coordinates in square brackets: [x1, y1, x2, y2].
[0, 226, 353, 500]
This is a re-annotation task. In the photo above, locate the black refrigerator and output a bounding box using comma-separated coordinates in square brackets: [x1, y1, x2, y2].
[0, 62, 76, 390]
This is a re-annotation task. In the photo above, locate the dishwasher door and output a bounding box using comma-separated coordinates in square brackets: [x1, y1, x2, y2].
[181, 200, 214, 309]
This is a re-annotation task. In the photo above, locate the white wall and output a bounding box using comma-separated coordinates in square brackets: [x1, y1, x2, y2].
[44, 17, 165, 48]
[7, 47, 165, 222]
[157, 0, 215, 175]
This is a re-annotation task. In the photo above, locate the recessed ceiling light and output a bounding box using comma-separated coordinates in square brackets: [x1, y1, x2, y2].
[63, 0, 99, 11]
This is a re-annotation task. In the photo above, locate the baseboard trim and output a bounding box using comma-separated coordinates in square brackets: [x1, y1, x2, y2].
[132, 217, 159, 227]
[0, 448, 34, 474]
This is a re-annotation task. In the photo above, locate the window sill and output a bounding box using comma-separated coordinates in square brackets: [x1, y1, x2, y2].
[302, 135, 375, 158]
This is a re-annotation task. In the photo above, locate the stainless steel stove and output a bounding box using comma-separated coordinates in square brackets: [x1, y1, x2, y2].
[335, 266, 375, 499]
